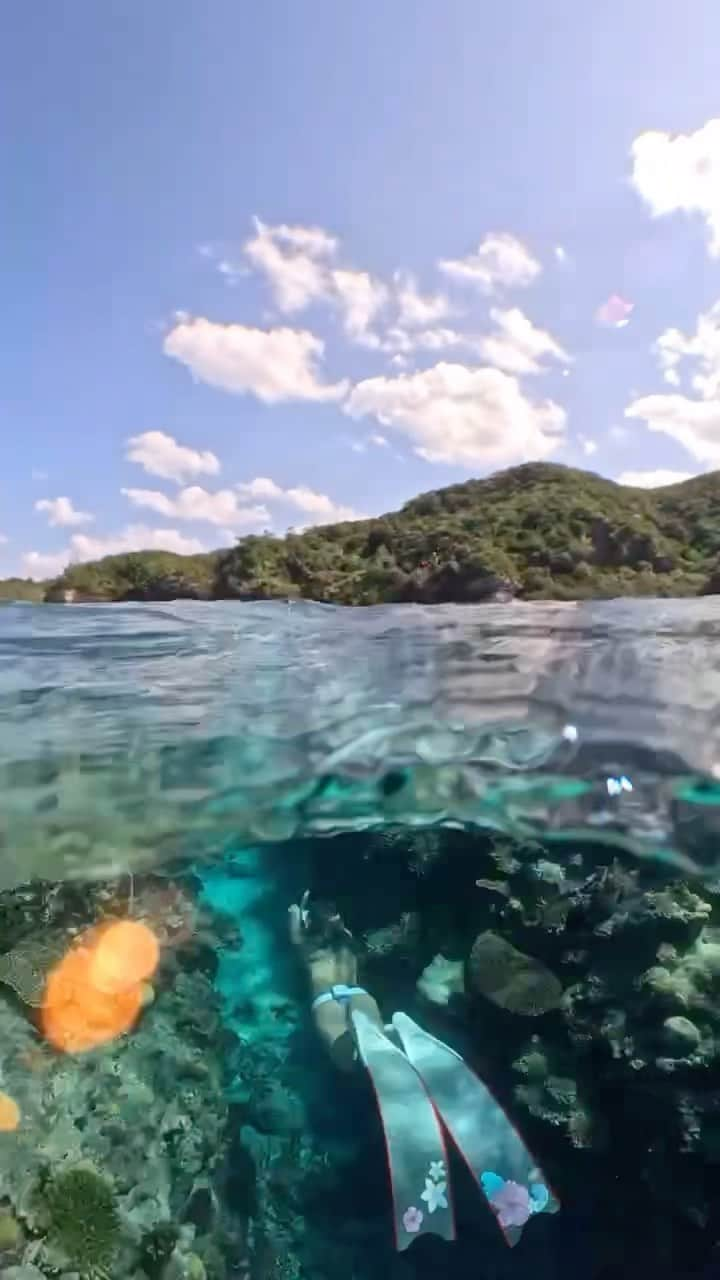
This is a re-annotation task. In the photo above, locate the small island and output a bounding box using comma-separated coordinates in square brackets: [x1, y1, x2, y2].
[5, 463, 720, 605]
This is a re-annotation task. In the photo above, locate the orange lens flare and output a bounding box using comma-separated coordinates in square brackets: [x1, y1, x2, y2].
[40, 920, 160, 1054]
[0, 1092, 20, 1132]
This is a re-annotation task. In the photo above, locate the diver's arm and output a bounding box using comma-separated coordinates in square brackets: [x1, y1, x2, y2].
[289, 894, 385, 1071]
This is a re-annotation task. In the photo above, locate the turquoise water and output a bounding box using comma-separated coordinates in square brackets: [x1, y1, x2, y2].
[3, 598, 720, 888]
[2, 600, 720, 1278]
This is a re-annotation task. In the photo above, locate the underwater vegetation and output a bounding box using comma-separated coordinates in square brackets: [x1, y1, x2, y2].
[41, 1167, 120, 1277]
[1, 829, 720, 1278]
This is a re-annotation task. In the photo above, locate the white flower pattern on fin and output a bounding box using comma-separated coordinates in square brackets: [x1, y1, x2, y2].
[428, 1160, 445, 1182]
[421, 1177, 448, 1214]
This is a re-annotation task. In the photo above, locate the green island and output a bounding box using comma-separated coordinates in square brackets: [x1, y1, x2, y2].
[5, 462, 720, 604]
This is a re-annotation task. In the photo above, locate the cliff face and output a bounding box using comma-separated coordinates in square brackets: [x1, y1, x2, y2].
[10, 461, 720, 604]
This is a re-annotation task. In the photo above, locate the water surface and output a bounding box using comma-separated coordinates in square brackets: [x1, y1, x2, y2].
[2, 598, 720, 887]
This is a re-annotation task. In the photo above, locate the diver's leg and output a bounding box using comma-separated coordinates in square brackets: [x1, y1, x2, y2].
[313, 991, 384, 1071]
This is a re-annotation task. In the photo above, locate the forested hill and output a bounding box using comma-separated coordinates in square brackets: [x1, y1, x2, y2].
[7, 462, 720, 604]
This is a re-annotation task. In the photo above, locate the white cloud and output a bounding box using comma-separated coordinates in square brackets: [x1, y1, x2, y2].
[237, 476, 284, 500]
[330, 268, 387, 345]
[627, 303, 720, 471]
[216, 258, 249, 284]
[265, 221, 339, 257]
[23, 550, 76, 580]
[345, 361, 566, 466]
[554, 246, 568, 265]
[35, 497, 94, 528]
[284, 485, 360, 522]
[126, 430, 220, 483]
[617, 469, 696, 488]
[242, 218, 387, 346]
[625, 392, 720, 465]
[654, 303, 720, 398]
[243, 217, 336, 312]
[383, 308, 569, 374]
[22, 525, 207, 581]
[438, 232, 541, 293]
[581, 438, 598, 456]
[477, 307, 570, 375]
[236, 477, 361, 524]
[383, 326, 469, 359]
[394, 273, 451, 327]
[349, 433, 389, 454]
[0, 534, 8, 546]
[164, 316, 348, 403]
[631, 118, 720, 256]
[122, 486, 269, 529]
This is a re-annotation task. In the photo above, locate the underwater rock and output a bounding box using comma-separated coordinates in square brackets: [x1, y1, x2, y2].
[468, 931, 563, 1015]
[416, 953, 465, 1006]
[247, 1079, 306, 1136]
[0, 1267, 45, 1280]
[139, 1221, 179, 1278]
[363, 911, 419, 959]
[181, 1181, 218, 1234]
[162, 1247, 208, 1280]
[533, 859, 566, 887]
[661, 1015, 702, 1058]
[0, 935, 67, 1007]
[0, 1207, 21, 1254]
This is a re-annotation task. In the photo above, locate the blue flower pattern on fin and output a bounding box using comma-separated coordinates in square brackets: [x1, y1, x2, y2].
[480, 1171, 549, 1216]
[480, 1171, 505, 1199]
[529, 1182, 549, 1213]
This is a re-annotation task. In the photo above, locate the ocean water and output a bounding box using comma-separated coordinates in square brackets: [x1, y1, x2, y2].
[2, 599, 720, 1279]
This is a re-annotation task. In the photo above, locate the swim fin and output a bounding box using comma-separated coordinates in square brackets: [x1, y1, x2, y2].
[392, 1012, 559, 1246]
[351, 1009, 456, 1251]
[353, 1007, 558, 1252]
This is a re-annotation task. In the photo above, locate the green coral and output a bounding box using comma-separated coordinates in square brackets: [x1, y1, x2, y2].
[42, 1168, 119, 1278]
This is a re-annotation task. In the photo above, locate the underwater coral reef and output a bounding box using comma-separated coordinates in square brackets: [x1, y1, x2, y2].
[2, 831, 720, 1279]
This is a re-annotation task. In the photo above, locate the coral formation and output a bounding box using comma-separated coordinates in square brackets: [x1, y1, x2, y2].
[4, 827, 720, 1278]
[0, 875, 230, 1280]
[416, 953, 465, 1006]
[468, 930, 563, 1014]
[41, 1167, 119, 1277]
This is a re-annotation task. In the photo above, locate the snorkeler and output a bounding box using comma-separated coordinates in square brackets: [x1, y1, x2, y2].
[289, 890, 558, 1252]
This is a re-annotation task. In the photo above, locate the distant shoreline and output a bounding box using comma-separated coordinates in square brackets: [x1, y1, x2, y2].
[5, 461, 720, 606]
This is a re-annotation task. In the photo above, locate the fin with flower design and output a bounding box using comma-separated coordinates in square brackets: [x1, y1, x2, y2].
[351, 1009, 455, 1251]
[391, 1012, 559, 1246]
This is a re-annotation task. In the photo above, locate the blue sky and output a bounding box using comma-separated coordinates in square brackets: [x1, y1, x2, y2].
[4, 2, 720, 577]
